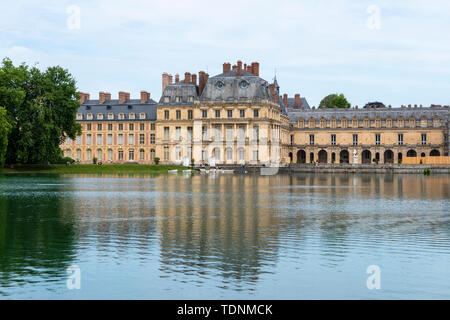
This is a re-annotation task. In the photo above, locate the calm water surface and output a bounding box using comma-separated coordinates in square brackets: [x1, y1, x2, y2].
[0, 173, 449, 299]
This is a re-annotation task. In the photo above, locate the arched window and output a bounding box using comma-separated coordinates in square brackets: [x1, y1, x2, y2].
[150, 149, 155, 161]
[238, 148, 245, 161]
[108, 149, 113, 161]
[226, 148, 233, 161]
[140, 149, 145, 161]
[97, 149, 102, 161]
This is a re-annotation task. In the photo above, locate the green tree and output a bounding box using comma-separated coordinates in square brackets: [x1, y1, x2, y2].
[0, 58, 81, 164]
[319, 93, 351, 109]
[0, 107, 11, 166]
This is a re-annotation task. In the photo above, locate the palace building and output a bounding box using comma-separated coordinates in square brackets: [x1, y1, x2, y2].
[63, 60, 450, 165]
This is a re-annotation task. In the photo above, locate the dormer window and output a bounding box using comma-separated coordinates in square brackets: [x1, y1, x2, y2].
[239, 80, 249, 89]
[164, 97, 170, 103]
[139, 113, 146, 119]
[86, 113, 93, 120]
[129, 113, 135, 119]
[118, 113, 125, 120]
[175, 96, 181, 103]
[97, 113, 103, 120]
[76, 113, 83, 120]
[188, 96, 194, 102]
[108, 113, 114, 120]
[215, 81, 225, 90]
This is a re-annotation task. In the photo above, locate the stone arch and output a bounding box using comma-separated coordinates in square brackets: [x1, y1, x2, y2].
[318, 150, 328, 163]
[340, 150, 349, 164]
[288, 152, 293, 163]
[430, 149, 440, 156]
[362, 150, 371, 164]
[297, 150, 306, 163]
[309, 152, 314, 163]
[407, 150, 417, 157]
[384, 150, 394, 164]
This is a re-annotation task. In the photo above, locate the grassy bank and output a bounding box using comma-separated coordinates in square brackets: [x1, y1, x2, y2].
[0, 164, 191, 174]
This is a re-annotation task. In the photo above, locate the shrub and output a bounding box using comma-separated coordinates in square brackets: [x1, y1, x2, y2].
[93, 157, 97, 164]
[154, 157, 160, 165]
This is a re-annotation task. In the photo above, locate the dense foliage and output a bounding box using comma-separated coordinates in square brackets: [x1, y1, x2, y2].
[319, 93, 351, 109]
[0, 107, 11, 166]
[0, 58, 81, 165]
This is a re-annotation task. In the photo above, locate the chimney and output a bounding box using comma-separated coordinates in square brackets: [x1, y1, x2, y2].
[192, 74, 197, 86]
[283, 94, 288, 106]
[168, 74, 173, 85]
[184, 72, 191, 84]
[295, 94, 301, 109]
[141, 91, 150, 103]
[119, 91, 129, 104]
[247, 65, 253, 73]
[99, 91, 106, 104]
[251, 62, 259, 76]
[79, 92, 89, 104]
[162, 72, 170, 93]
[104, 92, 111, 102]
[223, 62, 231, 73]
[199, 71, 206, 96]
[237, 60, 243, 76]
[175, 74, 179, 83]
[232, 65, 237, 70]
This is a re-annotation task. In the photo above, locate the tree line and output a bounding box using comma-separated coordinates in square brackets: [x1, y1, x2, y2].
[0, 58, 81, 166]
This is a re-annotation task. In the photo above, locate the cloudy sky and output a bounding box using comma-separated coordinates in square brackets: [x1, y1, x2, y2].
[1, 0, 450, 107]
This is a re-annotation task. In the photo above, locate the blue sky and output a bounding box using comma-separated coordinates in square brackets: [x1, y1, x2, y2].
[1, 0, 449, 107]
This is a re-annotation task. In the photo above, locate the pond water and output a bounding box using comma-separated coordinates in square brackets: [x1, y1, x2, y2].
[0, 173, 449, 299]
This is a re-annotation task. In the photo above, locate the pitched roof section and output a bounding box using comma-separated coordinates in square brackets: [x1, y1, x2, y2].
[77, 100, 157, 121]
[200, 70, 272, 102]
[159, 82, 198, 105]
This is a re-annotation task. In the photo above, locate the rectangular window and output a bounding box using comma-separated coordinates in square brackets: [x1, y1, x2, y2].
[421, 133, 427, 145]
[139, 134, 145, 145]
[129, 134, 134, 145]
[253, 126, 259, 141]
[118, 134, 123, 145]
[253, 109, 259, 118]
[129, 149, 134, 161]
[87, 134, 92, 145]
[140, 123, 145, 131]
[97, 134, 102, 145]
[398, 133, 403, 145]
[164, 127, 170, 140]
[108, 124, 113, 131]
[238, 125, 245, 140]
[226, 125, 233, 141]
[290, 135, 294, 145]
[202, 110, 207, 118]
[129, 123, 134, 131]
[87, 124, 92, 131]
[164, 110, 169, 120]
[97, 124, 102, 131]
[214, 125, 221, 140]
[202, 126, 208, 140]
[76, 135, 81, 145]
[215, 110, 221, 118]
[150, 134, 155, 144]
[331, 134, 336, 146]
[375, 134, 381, 145]
[118, 150, 123, 160]
[187, 127, 193, 141]
[188, 110, 193, 120]
[176, 110, 181, 120]
[175, 127, 181, 140]
[150, 123, 155, 130]
[309, 134, 314, 146]
[107, 134, 112, 145]
[353, 134, 358, 146]
[227, 110, 233, 118]
[240, 110, 245, 118]
[118, 124, 123, 131]
[253, 150, 259, 161]
[164, 146, 169, 161]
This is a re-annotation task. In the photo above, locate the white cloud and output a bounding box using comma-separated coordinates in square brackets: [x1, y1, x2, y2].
[1, 0, 449, 106]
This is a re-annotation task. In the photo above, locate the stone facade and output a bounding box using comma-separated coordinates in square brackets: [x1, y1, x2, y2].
[62, 60, 450, 165]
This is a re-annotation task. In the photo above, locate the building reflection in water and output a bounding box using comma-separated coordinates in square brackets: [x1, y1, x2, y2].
[0, 173, 448, 296]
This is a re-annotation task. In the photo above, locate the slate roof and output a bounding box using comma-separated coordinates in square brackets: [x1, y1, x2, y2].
[200, 69, 273, 102]
[77, 99, 158, 121]
[285, 97, 310, 110]
[158, 83, 198, 105]
[286, 106, 450, 123]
